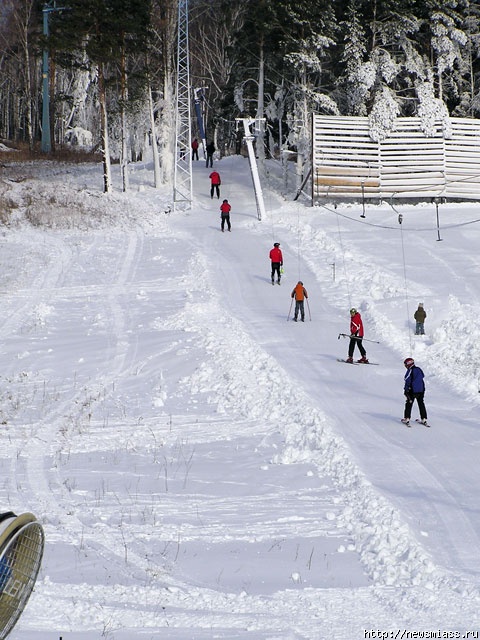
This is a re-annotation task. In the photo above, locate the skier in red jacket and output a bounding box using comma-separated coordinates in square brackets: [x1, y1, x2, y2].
[269, 242, 283, 285]
[220, 199, 231, 232]
[346, 308, 368, 363]
[191, 138, 199, 161]
[209, 170, 221, 198]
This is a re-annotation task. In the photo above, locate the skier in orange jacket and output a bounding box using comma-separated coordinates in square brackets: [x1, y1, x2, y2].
[291, 282, 308, 321]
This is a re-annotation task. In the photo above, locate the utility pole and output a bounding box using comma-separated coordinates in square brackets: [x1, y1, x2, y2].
[255, 44, 265, 169]
[173, 0, 192, 211]
[193, 87, 208, 157]
[41, 1, 64, 153]
[237, 118, 266, 221]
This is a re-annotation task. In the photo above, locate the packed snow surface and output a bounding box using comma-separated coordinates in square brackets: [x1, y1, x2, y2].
[1, 154, 480, 639]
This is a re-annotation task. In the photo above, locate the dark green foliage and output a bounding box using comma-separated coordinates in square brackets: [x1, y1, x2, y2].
[49, 0, 151, 63]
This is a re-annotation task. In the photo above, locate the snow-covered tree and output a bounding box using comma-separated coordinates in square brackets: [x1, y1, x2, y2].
[339, 0, 371, 115]
[462, 3, 480, 116]
[273, 0, 338, 187]
[49, 0, 151, 192]
[150, 0, 177, 185]
[1, 0, 480, 181]
[431, 9, 468, 103]
[349, 1, 428, 137]
[0, 0, 40, 147]
[368, 85, 400, 141]
[369, 9, 425, 108]
[416, 77, 452, 138]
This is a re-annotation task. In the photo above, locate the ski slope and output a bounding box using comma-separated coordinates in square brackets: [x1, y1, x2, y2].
[1, 154, 480, 639]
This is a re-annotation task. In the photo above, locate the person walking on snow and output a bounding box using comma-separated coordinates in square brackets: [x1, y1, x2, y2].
[209, 170, 221, 199]
[414, 303, 427, 335]
[346, 308, 368, 363]
[206, 141, 215, 167]
[291, 282, 308, 321]
[191, 138, 199, 161]
[401, 358, 428, 426]
[220, 199, 231, 232]
[269, 242, 283, 285]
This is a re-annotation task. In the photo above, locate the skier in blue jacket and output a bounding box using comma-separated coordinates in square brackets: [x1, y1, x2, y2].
[401, 358, 428, 426]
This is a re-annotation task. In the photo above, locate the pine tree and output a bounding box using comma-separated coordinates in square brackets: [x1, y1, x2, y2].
[463, 1, 480, 116]
[425, 0, 470, 111]
[50, 0, 151, 192]
[150, 0, 177, 184]
[274, 0, 339, 186]
[339, 0, 370, 115]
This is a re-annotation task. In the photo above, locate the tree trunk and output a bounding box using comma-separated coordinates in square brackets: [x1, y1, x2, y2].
[120, 42, 129, 192]
[160, 58, 175, 184]
[148, 83, 161, 188]
[22, 16, 33, 149]
[98, 63, 112, 193]
[50, 55, 56, 151]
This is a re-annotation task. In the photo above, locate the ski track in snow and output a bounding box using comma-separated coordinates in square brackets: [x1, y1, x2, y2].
[1, 157, 480, 637]
[251, 203, 480, 573]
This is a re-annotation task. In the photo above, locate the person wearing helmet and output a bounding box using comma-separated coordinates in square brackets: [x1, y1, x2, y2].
[269, 242, 283, 285]
[291, 281, 308, 321]
[401, 358, 428, 426]
[346, 307, 368, 363]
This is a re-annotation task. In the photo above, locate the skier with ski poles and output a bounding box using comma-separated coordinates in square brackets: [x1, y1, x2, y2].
[290, 281, 308, 322]
[346, 308, 368, 363]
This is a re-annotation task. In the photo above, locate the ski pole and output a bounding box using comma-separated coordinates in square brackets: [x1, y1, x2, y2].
[337, 332, 380, 344]
[287, 298, 293, 321]
[306, 298, 312, 321]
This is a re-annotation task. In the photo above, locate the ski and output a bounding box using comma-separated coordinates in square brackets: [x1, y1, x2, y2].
[415, 418, 431, 428]
[399, 418, 431, 428]
[337, 358, 379, 365]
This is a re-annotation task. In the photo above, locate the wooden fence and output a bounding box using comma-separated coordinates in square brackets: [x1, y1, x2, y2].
[312, 115, 480, 201]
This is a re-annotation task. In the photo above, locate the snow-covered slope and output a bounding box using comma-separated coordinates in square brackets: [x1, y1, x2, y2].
[1, 155, 480, 639]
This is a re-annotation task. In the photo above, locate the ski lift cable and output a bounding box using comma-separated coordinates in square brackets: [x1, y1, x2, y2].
[296, 203, 302, 281]
[319, 202, 480, 232]
[335, 212, 352, 309]
[221, 156, 237, 206]
[268, 186, 277, 243]
[398, 215, 414, 354]
[332, 205, 413, 350]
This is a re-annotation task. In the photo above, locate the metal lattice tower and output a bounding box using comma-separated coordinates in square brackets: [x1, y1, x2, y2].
[173, 0, 192, 211]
